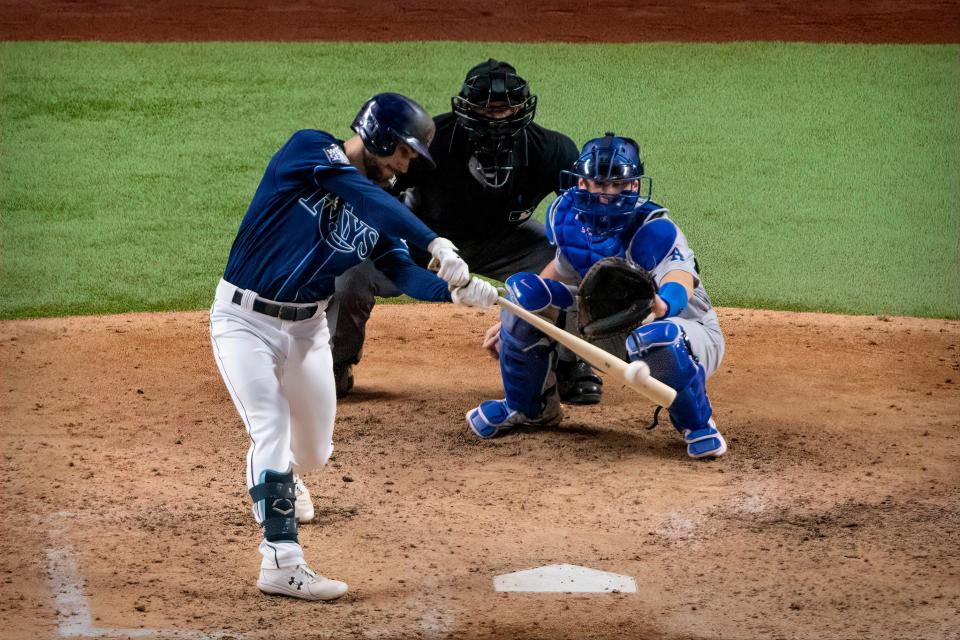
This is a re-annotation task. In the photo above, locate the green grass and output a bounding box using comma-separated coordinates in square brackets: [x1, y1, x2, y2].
[1, 42, 958, 319]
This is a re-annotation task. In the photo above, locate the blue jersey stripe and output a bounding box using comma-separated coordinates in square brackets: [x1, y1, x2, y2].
[275, 240, 323, 300]
[294, 249, 339, 301]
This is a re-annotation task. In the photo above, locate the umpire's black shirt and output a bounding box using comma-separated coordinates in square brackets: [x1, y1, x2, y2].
[395, 112, 579, 240]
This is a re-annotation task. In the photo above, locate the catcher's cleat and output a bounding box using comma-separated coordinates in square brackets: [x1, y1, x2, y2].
[466, 396, 562, 439]
[258, 564, 347, 601]
[333, 363, 354, 399]
[682, 419, 727, 459]
[293, 474, 315, 524]
[556, 359, 603, 405]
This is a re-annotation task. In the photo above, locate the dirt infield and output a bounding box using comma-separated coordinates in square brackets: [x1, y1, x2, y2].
[2, 0, 959, 43]
[2, 2, 959, 639]
[2, 306, 958, 639]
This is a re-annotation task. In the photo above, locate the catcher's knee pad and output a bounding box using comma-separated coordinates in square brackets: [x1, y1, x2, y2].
[499, 305, 558, 419]
[504, 272, 574, 313]
[626, 321, 713, 433]
[249, 469, 298, 544]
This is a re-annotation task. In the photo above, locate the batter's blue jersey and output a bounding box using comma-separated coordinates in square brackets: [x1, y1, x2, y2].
[224, 129, 445, 303]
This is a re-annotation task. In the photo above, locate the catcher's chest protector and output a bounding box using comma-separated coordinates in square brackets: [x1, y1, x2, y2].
[549, 194, 663, 277]
[549, 197, 623, 276]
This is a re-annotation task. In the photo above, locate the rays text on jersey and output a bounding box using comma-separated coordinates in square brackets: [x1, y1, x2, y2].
[299, 190, 380, 259]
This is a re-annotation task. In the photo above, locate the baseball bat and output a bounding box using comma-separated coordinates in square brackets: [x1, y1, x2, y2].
[495, 297, 676, 408]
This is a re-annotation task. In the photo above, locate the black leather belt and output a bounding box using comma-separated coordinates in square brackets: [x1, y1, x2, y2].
[232, 290, 318, 322]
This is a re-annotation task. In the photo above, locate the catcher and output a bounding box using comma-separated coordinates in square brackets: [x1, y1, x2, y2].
[467, 133, 727, 459]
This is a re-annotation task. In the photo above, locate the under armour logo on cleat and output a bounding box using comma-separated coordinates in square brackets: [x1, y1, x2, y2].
[289, 577, 303, 590]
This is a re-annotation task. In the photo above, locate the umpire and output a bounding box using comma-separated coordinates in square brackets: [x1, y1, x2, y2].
[328, 59, 602, 404]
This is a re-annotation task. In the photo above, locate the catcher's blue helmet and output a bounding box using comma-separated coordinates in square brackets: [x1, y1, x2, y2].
[561, 133, 651, 239]
[352, 93, 436, 168]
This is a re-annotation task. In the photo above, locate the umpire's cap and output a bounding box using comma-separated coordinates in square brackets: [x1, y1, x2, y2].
[352, 93, 436, 167]
[459, 59, 530, 105]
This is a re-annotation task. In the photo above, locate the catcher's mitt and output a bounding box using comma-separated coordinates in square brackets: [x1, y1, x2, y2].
[577, 256, 657, 340]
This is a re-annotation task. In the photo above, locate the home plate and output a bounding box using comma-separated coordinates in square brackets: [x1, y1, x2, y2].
[493, 564, 637, 593]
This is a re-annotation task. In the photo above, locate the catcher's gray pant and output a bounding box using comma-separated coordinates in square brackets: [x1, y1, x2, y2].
[674, 311, 725, 378]
[594, 310, 725, 379]
[328, 220, 558, 367]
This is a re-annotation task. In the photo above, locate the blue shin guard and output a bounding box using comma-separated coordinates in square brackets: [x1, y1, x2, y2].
[467, 301, 562, 438]
[499, 306, 559, 418]
[249, 469, 298, 543]
[627, 322, 726, 458]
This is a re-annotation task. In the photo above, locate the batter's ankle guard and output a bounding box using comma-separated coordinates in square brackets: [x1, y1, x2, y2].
[249, 469, 298, 543]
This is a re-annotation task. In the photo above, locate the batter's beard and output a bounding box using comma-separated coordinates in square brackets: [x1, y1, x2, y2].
[362, 151, 397, 187]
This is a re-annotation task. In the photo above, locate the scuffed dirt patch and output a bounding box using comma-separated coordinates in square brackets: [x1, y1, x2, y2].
[1, 305, 958, 639]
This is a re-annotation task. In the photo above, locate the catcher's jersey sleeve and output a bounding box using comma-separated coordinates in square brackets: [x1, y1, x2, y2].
[553, 248, 581, 282]
[627, 215, 718, 324]
[627, 216, 700, 289]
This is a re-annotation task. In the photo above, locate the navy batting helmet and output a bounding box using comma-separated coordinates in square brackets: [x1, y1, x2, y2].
[561, 133, 651, 239]
[351, 93, 436, 168]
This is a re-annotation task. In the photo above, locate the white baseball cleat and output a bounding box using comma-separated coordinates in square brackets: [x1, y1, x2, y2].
[293, 474, 315, 524]
[257, 564, 348, 601]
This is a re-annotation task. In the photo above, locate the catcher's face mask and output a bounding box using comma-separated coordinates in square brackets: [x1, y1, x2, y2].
[561, 132, 651, 240]
[562, 176, 652, 240]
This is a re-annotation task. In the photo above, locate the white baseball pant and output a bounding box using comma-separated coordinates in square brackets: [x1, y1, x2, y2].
[209, 279, 336, 568]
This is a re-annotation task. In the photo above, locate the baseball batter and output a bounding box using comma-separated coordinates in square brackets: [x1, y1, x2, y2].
[209, 93, 496, 601]
[468, 133, 728, 459]
[328, 60, 603, 405]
